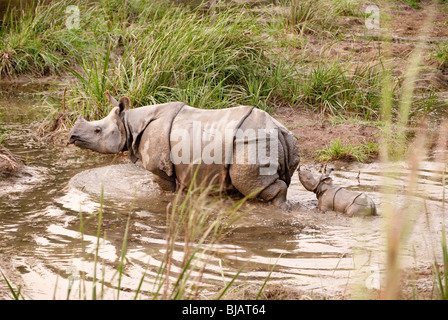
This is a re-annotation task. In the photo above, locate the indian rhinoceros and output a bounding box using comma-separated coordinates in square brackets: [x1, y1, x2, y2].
[69, 92, 300, 207]
[298, 166, 377, 216]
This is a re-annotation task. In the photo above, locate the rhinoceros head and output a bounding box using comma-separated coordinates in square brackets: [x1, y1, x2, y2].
[298, 166, 321, 192]
[69, 91, 130, 154]
[298, 166, 333, 193]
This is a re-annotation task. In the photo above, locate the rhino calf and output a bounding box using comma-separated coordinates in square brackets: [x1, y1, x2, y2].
[298, 166, 377, 216]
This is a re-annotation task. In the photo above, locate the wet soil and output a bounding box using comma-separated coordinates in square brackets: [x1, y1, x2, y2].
[0, 145, 22, 178]
[273, 107, 380, 163]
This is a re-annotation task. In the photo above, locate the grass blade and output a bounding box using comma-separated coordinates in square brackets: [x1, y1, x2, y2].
[1, 271, 20, 300]
[117, 213, 131, 300]
[216, 268, 243, 300]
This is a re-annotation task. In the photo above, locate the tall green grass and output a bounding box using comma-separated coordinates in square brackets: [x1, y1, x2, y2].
[316, 137, 378, 162]
[0, 1, 100, 76]
[0, 0, 386, 121]
[65, 0, 387, 120]
[2, 0, 441, 125]
[1, 0, 445, 126]
[286, 0, 360, 36]
[302, 62, 383, 118]
[67, 1, 300, 117]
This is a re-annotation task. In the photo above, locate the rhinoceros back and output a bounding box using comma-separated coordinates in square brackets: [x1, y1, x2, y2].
[169, 105, 254, 187]
[169, 105, 299, 189]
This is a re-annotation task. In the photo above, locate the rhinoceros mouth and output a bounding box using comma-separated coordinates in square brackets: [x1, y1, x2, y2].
[69, 136, 89, 148]
[73, 140, 86, 147]
[69, 134, 79, 144]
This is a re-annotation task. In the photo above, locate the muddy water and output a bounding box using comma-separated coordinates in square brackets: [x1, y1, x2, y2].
[1, 89, 447, 299]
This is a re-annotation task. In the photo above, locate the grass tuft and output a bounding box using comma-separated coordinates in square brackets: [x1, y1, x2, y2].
[316, 137, 378, 162]
[1, 271, 23, 300]
[302, 62, 383, 119]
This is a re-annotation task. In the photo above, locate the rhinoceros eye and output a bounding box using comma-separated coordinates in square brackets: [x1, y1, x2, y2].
[94, 127, 102, 134]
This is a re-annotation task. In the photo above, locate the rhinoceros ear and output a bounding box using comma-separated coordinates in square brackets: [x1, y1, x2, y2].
[118, 97, 131, 113]
[105, 91, 119, 107]
[322, 176, 333, 184]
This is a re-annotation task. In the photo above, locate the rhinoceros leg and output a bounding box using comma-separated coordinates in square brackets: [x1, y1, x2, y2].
[152, 173, 176, 192]
[258, 179, 288, 205]
[228, 163, 287, 206]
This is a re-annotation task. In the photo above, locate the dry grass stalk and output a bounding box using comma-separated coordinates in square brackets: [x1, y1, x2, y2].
[379, 2, 436, 300]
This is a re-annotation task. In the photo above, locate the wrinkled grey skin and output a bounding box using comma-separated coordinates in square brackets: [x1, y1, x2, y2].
[69, 92, 300, 207]
[298, 166, 377, 216]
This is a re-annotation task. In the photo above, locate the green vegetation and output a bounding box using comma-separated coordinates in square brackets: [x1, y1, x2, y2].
[68, 1, 296, 117]
[0, 0, 444, 124]
[316, 137, 378, 162]
[302, 62, 382, 118]
[287, 0, 359, 35]
[404, 0, 421, 9]
[434, 42, 448, 70]
[0, 1, 97, 76]
[434, 223, 448, 299]
[1, 0, 438, 123]
[1, 271, 23, 300]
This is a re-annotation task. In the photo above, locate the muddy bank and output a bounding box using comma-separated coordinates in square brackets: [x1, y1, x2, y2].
[273, 107, 380, 163]
[0, 145, 22, 178]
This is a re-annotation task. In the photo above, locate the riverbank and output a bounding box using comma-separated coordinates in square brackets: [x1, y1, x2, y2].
[0, 145, 21, 178]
